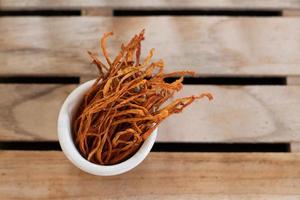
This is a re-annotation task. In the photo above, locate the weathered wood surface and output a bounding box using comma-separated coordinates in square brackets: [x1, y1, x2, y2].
[1, 151, 300, 199]
[158, 85, 300, 142]
[287, 77, 300, 85]
[1, 0, 300, 10]
[0, 84, 75, 141]
[283, 10, 300, 16]
[81, 8, 113, 16]
[1, 84, 299, 142]
[291, 143, 300, 152]
[1, 17, 300, 78]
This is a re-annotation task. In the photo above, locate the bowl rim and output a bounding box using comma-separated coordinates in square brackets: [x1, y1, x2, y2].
[57, 79, 157, 176]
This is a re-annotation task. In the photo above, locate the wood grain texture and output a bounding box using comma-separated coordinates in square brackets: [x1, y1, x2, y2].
[0, 84, 75, 141]
[0, 151, 300, 199]
[1, 17, 300, 78]
[1, 0, 300, 10]
[158, 85, 300, 142]
[1, 84, 299, 142]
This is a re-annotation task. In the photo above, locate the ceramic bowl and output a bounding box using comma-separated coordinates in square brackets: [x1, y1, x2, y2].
[57, 79, 157, 176]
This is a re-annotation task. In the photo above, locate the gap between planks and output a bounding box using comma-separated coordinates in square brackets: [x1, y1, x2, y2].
[1, 8, 284, 17]
[0, 141, 291, 152]
[0, 151, 300, 199]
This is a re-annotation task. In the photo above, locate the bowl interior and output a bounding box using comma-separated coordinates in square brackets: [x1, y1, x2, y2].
[58, 79, 157, 176]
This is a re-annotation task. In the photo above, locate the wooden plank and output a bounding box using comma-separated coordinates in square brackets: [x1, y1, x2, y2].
[81, 8, 113, 16]
[1, 84, 300, 142]
[1, 0, 300, 10]
[1, 151, 300, 199]
[0, 84, 76, 141]
[158, 85, 300, 142]
[287, 76, 300, 85]
[1, 17, 300, 78]
[291, 143, 300, 152]
[283, 10, 300, 17]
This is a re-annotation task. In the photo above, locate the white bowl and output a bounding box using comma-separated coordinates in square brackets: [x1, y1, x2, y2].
[57, 79, 157, 176]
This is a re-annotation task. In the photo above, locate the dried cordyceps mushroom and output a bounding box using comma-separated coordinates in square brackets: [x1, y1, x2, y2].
[73, 30, 213, 165]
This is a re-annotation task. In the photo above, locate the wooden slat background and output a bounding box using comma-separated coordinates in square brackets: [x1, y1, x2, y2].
[1, 0, 300, 10]
[1, 151, 300, 199]
[1, 1, 300, 199]
[1, 17, 300, 79]
[0, 84, 74, 141]
[1, 84, 299, 142]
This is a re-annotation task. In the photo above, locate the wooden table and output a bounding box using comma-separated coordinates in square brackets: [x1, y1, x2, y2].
[1, 1, 300, 199]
